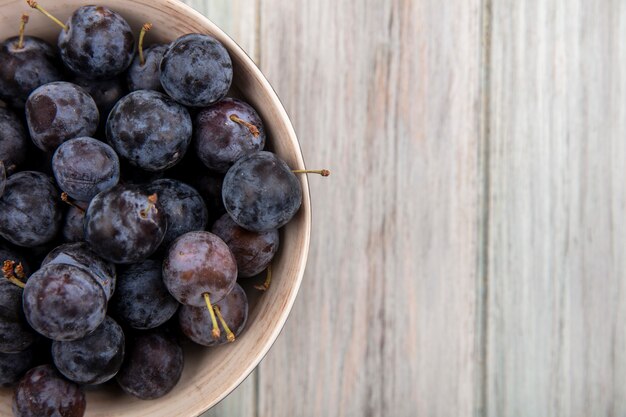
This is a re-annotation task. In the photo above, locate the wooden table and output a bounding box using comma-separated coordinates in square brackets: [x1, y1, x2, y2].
[183, 0, 626, 416]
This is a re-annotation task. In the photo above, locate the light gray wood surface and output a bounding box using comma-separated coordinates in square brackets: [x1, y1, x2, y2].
[182, 0, 626, 416]
[485, 1, 626, 416]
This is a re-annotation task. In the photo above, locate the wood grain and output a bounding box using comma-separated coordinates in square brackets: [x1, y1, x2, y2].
[181, 0, 258, 62]
[256, 0, 482, 416]
[485, 1, 626, 416]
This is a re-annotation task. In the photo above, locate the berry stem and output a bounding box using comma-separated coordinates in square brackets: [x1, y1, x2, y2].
[17, 14, 29, 49]
[139, 193, 158, 218]
[14, 263, 26, 279]
[203, 292, 221, 339]
[229, 114, 260, 137]
[26, 1, 68, 31]
[2, 260, 25, 288]
[255, 264, 272, 291]
[291, 169, 331, 177]
[61, 192, 85, 214]
[214, 305, 235, 342]
[138, 23, 152, 66]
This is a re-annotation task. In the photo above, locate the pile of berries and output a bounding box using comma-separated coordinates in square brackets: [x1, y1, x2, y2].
[0, 2, 327, 416]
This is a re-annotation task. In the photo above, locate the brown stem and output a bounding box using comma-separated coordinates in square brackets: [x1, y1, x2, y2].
[27, 0, 68, 31]
[214, 305, 235, 342]
[139, 193, 158, 218]
[17, 14, 29, 49]
[229, 114, 260, 138]
[14, 263, 26, 279]
[2, 260, 25, 288]
[255, 264, 272, 291]
[138, 22, 152, 66]
[203, 292, 221, 339]
[291, 169, 331, 177]
[61, 192, 85, 214]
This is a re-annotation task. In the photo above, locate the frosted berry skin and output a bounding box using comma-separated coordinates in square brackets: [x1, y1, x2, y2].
[58, 5, 135, 80]
[127, 44, 168, 92]
[146, 179, 208, 248]
[106, 90, 192, 172]
[0, 36, 63, 108]
[179, 283, 248, 346]
[52, 316, 125, 385]
[160, 33, 233, 107]
[116, 332, 184, 400]
[23, 263, 107, 341]
[25, 82, 99, 152]
[62, 204, 86, 242]
[84, 184, 167, 264]
[0, 280, 36, 354]
[12, 365, 86, 417]
[194, 98, 266, 173]
[163, 231, 237, 307]
[0, 171, 62, 247]
[0, 107, 28, 174]
[72, 76, 127, 121]
[222, 151, 302, 232]
[190, 171, 226, 224]
[111, 260, 179, 330]
[42, 242, 117, 301]
[211, 213, 279, 277]
[52, 137, 120, 202]
[0, 347, 34, 387]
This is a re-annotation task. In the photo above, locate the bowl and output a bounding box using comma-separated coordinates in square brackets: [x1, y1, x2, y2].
[0, 0, 311, 415]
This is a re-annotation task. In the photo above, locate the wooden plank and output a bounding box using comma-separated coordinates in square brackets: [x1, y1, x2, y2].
[256, 0, 483, 416]
[180, 0, 259, 62]
[486, 1, 626, 415]
[177, 3, 260, 416]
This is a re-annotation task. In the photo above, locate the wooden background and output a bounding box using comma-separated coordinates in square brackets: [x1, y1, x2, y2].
[181, 0, 626, 416]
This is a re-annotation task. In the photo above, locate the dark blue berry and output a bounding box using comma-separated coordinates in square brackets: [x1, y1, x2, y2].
[0, 171, 62, 247]
[72, 75, 127, 122]
[194, 98, 266, 172]
[58, 5, 135, 79]
[163, 231, 237, 307]
[84, 184, 166, 264]
[106, 90, 191, 172]
[12, 364, 85, 417]
[52, 316, 125, 385]
[110, 260, 178, 330]
[52, 137, 120, 202]
[0, 346, 34, 387]
[211, 213, 279, 277]
[0, 36, 63, 108]
[160, 33, 232, 107]
[25, 82, 99, 152]
[116, 331, 183, 400]
[0, 107, 28, 175]
[0, 279, 36, 354]
[146, 178, 208, 248]
[42, 242, 116, 301]
[23, 263, 107, 341]
[222, 151, 302, 232]
[127, 44, 168, 92]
